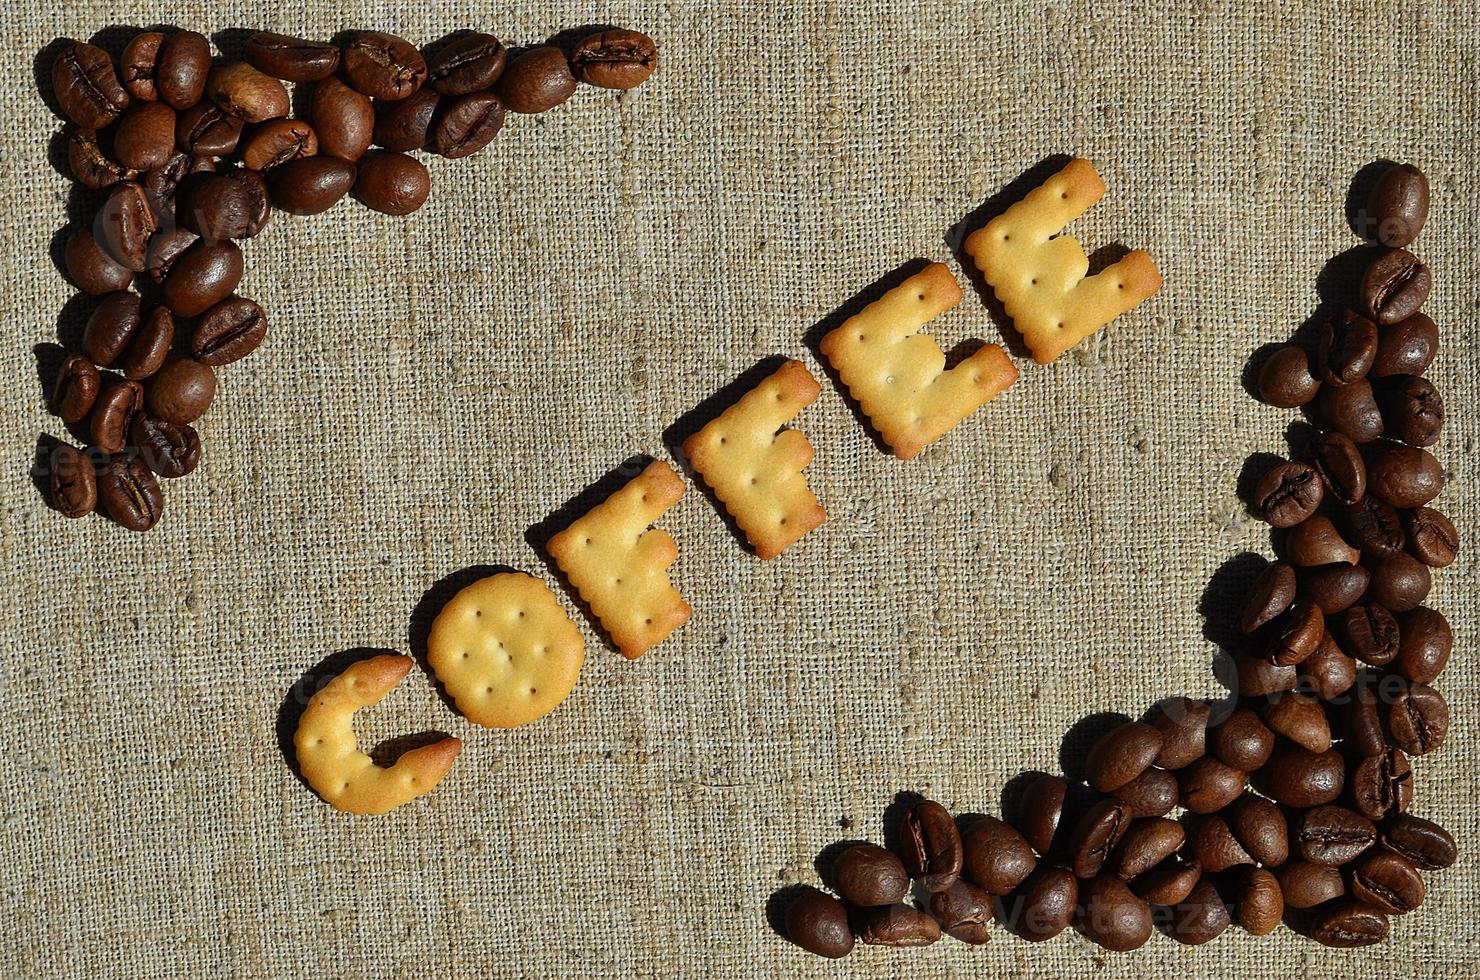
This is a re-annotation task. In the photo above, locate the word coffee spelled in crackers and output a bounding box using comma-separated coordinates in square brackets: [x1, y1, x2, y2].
[820, 262, 1018, 460]
[965, 157, 1162, 364]
[546, 460, 691, 659]
[294, 654, 462, 815]
[683, 360, 827, 559]
[428, 572, 585, 728]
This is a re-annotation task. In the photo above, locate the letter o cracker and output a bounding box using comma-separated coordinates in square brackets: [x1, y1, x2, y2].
[427, 571, 586, 728]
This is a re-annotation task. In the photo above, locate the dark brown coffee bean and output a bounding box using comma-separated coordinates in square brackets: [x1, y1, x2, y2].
[1394, 606, 1451, 683]
[1369, 443, 1443, 509]
[1262, 692, 1330, 753]
[68, 126, 138, 189]
[1381, 813, 1456, 870]
[51, 354, 101, 423]
[1371, 312, 1438, 378]
[1368, 163, 1429, 248]
[1209, 707, 1275, 771]
[1086, 722, 1162, 793]
[141, 151, 215, 221]
[180, 167, 272, 240]
[1298, 634, 1357, 700]
[1014, 774, 1067, 856]
[856, 904, 940, 947]
[1297, 563, 1370, 614]
[496, 46, 576, 113]
[1293, 805, 1376, 865]
[267, 156, 356, 215]
[1110, 817, 1183, 879]
[1232, 867, 1283, 935]
[192, 296, 267, 366]
[1361, 248, 1431, 326]
[1007, 866, 1077, 941]
[1350, 747, 1412, 822]
[1111, 766, 1178, 818]
[144, 225, 198, 285]
[208, 62, 290, 123]
[163, 239, 243, 315]
[1131, 858, 1200, 905]
[1284, 516, 1359, 567]
[311, 77, 375, 162]
[343, 32, 427, 101]
[1320, 378, 1384, 443]
[1311, 431, 1366, 505]
[1314, 309, 1377, 386]
[121, 32, 164, 101]
[1255, 345, 1320, 407]
[1241, 560, 1296, 633]
[1404, 507, 1457, 568]
[1253, 460, 1322, 527]
[1339, 602, 1400, 666]
[82, 290, 142, 366]
[97, 452, 163, 531]
[1067, 799, 1128, 880]
[783, 888, 852, 959]
[1261, 744, 1344, 807]
[97, 181, 157, 272]
[1345, 679, 1388, 758]
[53, 42, 129, 129]
[89, 379, 144, 453]
[427, 32, 506, 96]
[1226, 792, 1288, 867]
[114, 305, 174, 381]
[156, 31, 211, 110]
[176, 101, 245, 157]
[1350, 850, 1423, 915]
[963, 817, 1035, 894]
[354, 151, 430, 216]
[898, 799, 963, 892]
[1077, 875, 1152, 952]
[570, 29, 658, 89]
[145, 357, 216, 425]
[1167, 877, 1230, 945]
[241, 118, 317, 172]
[374, 87, 441, 151]
[1367, 553, 1431, 612]
[65, 230, 133, 295]
[1385, 680, 1447, 755]
[1178, 756, 1247, 812]
[1266, 599, 1325, 666]
[44, 442, 98, 518]
[1232, 652, 1298, 697]
[245, 32, 339, 82]
[130, 413, 201, 479]
[113, 101, 176, 171]
[434, 92, 505, 159]
[1146, 697, 1210, 769]
[1278, 859, 1345, 908]
[1309, 900, 1388, 947]
[928, 879, 994, 944]
[1377, 375, 1443, 447]
[1342, 496, 1405, 558]
[833, 843, 908, 906]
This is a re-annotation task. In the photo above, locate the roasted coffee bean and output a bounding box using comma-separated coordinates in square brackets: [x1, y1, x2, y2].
[245, 32, 340, 82]
[427, 32, 506, 95]
[130, 413, 201, 479]
[1278, 860, 1345, 908]
[1377, 375, 1443, 447]
[1266, 599, 1325, 665]
[1339, 603, 1400, 666]
[1404, 507, 1457, 568]
[1006, 866, 1077, 941]
[65, 230, 134, 295]
[1261, 744, 1344, 807]
[570, 29, 658, 89]
[156, 31, 211, 110]
[496, 46, 577, 113]
[144, 357, 216, 425]
[1385, 680, 1447, 756]
[89, 379, 144, 453]
[141, 151, 215, 220]
[1014, 774, 1067, 856]
[113, 101, 176, 171]
[52, 42, 128, 129]
[783, 888, 852, 959]
[833, 843, 908, 907]
[1232, 867, 1283, 935]
[1110, 817, 1183, 879]
[121, 31, 164, 101]
[1361, 248, 1431, 326]
[343, 31, 427, 100]
[1297, 564, 1370, 614]
[963, 816, 1035, 894]
[856, 904, 940, 947]
[1209, 707, 1274, 771]
[163, 239, 243, 316]
[266, 156, 356, 215]
[1368, 163, 1429, 248]
[1371, 312, 1438, 378]
[1314, 309, 1377, 386]
[1293, 805, 1376, 865]
[311, 77, 375, 161]
[1232, 652, 1298, 697]
[1068, 799, 1128, 879]
[1311, 431, 1366, 505]
[1111, 766, 1179, 818]
[1367, 553, 1431, 612]
[1262, 692, 1330, 753]
[1178, 756, 1247, 813]
[1320, 378, 1384, 443]
[1309, 899, 1388, 947]
[1342, 495, 1405, 558]
[1350, 850, 1423, 915]
[1394, 606, 1452, 683]
[68, 126, 137, 189]
[1131, 858, 1201, 905]
[1226, 792, 1288, 867]
[1146, 697, 1210, 769]
[180, 167, 272, 240]
[51, 354, 101, 423]
[45, 442, 98, 518]
[98, 452, 163, 531]
[927, 879, 994, 944]
[97, 181, 157, 272]
[1284, 516, 1359, 567]
[1077, 875, 1152, 952]
[1255, 345, 1320, 408]
[1297, 634, 1357, 700]
[1086, 722, 1163, 793]
[241, 118, 317, 172]
[1241, 560, 1296, 633]
[1167, 877, 1230, 945]
[899, 798, 962, 891]
[114, 306, 173, 381]
[1369, 443, 1443, 509]
[374, 88, 441, 151]
[1350, 747, 1412, 822]
[82, 290, 142, 366]
[434, 92, 504, 159]
[354, 151, 430, 216]
[1253, 460, 1322, 527]
[1346, 680, 1388, 758]
[193, 296, 267, 366]
[176, 101, 245, 157]
[144, 225, 198, 285]
[1381, 813, 1456, 870]
[208, 62, 290, 123]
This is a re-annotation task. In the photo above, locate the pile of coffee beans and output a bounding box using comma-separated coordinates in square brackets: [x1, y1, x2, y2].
[777, 162, 1456, 957]
[38, 26, 657, 530]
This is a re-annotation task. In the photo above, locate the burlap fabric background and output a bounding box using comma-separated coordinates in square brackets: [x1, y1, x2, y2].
[2, 2, 1476, 976]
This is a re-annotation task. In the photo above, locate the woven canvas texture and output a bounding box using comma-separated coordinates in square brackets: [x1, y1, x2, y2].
[2, 1, 1477, 977]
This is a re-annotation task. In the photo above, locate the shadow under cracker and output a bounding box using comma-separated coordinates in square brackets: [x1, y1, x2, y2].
[408, 562, 518, 716]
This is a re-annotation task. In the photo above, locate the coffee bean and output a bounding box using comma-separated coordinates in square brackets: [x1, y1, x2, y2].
[1067, 799, 1128, 879]
[1086, 721, 1162, 793]
[98, 452, 163, 531]
[1241, 559, 1296, 633]
[65, 230, 133, 295]
[1263, 692, 1330, 752]
[1253, 460, 1322, 527]
[1350, 747, 1412, 822]
[1109, 816, 1183, 879]
[343, 31, 427, 101]
[1255, 345, 1320, 407]
[1369, 443, 1442, 509]
[1278, 860, 1345, 908]
[898, 798, 962, 891]
[1311, 430, 1366, 505]
[1315, 309, 1377, 386]
[1367, 553, 1431, 612]
[570, 29, 659, 90]
[1361, 248, 1431, 326]
[130, 413, 201, 479]
[1309, 900, 1389, 947]
[241, 118, 317, 172]
[1345, 680, 1388, 757]
[115, 305, 174, 381]
[1261, 744, 1344, 807]
[145, 357, 216, 425]
[833, 843, 908, 906]
[1226, 791, 1288, 866]
[1077, 875, 1152, 952]
[927, 879, 994, 944]
[1232, 652, 1298, 697]
[208, 62, 290, 123]
[44, 442, 98, 518]
[180, 167, 272, 240]
[1293, 805, 1376, 865]
[1297, 563, 1370, 614]
[1297, 634, 1357, 700]
[1394, 606, 1452, 683]
[176, 101, 245, 157]
[1130, 858, 1200, 905]
[1320, 378, 1384, 443]
[1339, 602, 1400, 666]
[141, 151, 215, 221]
[245, 32, 340, 82]
[192, 296, 267, 366]
[51, 354, 101, 423]
[1381, 813, 1456, 870]
[144, 225, 199, 285]
[1377, 375, 1443, 447]
[121, 32, 164, 102]
[354, 151, 430, 216]
[1232, 867, 1283, 936]
[1014, 774, 1067, 856]
[311, 77, 375, 162]
[267, 156, 356, 215]
[427, 32, 506, 96]
[374, 88, 441, 151]
[434, 92, 505, 159]
[496, 46, 577, 113]
[783, 888, 852, 959]
[1385, 679, 1448, 756]
[163, 239, 243, 315]
[156, 31, 211, 110]
[1403, 509, 1456, 570]
[1005, 866, 1077, 941]
[82, 290, 141, 366]
[1111, 766, 1178, 818]
[856, 904, 940, 947]
[963, 816, 1035, 894]
[1209, 707, 1275, 771]
[1351, 850, 1424, 915]
[53, 42, 129, 129]
[1167, 877, 1230, 945]
[97, 181, 157, 272]
[1342, 495, 1405, 558]
[1284, 516, 1359, 567]
[1178, 755, 1248, 812]
[68, 126, 138, 189]
[1368, 163, 1429, 248]
[1146, 697, 1210, 769]
[1266, 599, 1325, 665]
[113, 101, 176, 171]
[1371, 312, 1438, 378]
